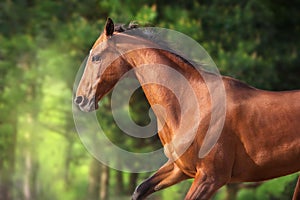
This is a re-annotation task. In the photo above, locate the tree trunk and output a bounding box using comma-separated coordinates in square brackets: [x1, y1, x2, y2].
[0, 116, 17, 200]
[88, 157, 102, 200]
[64, 139, 73, 188]
[128, 173, 139, 194]
[23, 151, 32, 200]
[226, 183, 239, 200]
[115, 170, 124, 195]
[99, 164, 110, 200]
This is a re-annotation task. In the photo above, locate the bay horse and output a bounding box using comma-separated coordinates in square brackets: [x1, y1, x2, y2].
[74, 18, 300, 200]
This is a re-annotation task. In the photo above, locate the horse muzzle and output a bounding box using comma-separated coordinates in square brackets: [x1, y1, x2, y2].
[74, 95, 98, 112]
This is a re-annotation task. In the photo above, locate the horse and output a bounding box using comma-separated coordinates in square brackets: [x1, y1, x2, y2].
[74, 18, 300, 200]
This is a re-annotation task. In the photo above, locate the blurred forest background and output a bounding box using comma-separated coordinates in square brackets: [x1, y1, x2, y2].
[0, 0, 299, 200]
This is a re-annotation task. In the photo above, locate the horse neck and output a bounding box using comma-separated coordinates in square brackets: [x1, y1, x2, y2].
[123, 47, 213, 144]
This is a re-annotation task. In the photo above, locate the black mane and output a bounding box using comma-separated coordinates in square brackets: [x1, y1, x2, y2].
[114, 21, 140, 33]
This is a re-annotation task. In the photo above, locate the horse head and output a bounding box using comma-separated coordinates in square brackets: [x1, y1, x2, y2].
[74, 18, 131, 112]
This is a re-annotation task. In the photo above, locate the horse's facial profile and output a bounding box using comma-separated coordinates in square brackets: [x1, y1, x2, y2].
[75, 18, 130, 112]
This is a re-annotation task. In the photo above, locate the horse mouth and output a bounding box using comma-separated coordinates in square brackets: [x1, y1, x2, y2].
[74, 95, 98, 112]
[81, 101, 98, 112]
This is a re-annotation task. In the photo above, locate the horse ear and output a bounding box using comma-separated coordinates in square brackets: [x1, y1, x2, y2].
[105, 17, 114, 37]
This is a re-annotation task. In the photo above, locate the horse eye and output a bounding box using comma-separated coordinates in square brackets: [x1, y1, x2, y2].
[92, 54, 101, 62]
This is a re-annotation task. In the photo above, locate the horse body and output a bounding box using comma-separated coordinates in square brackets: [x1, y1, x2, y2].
[75, 18, 300, 199]
[130, 47, 300, 183]
[226, 86, 300, 182]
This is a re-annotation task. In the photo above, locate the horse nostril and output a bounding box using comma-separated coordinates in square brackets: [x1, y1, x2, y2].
[74, 96, 83, 105]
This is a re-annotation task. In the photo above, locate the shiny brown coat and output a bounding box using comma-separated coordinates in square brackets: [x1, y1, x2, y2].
[75, 18, 300, 200]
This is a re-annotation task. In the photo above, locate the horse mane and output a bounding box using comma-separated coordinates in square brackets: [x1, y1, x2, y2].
[114, 21, 144, 33]
[113, 21, 220, 76]
[114, 22, 200, 68]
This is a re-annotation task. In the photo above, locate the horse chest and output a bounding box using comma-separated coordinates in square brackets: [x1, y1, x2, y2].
[175, 159, 197, 178]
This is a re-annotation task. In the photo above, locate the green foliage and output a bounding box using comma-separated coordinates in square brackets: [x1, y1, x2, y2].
[0, 0, 299, 199]
[161, 180, 192, 199]
[135, 5, 157, 23]
[236, 174, 298, 200]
